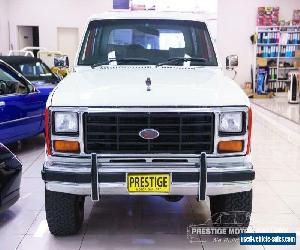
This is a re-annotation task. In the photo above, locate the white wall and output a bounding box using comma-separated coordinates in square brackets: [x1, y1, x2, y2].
[217, 0, 300, 86]
[0, 0, 9, 55]
[155, 0, 217, 13]
[2, 0, 218, 62]
[1, 0, 112, 55]
[57, 27, 79, 66]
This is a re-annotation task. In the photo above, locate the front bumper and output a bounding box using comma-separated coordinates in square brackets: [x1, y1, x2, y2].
[44, 179, 253, 196]
[42, 154, 255, 199]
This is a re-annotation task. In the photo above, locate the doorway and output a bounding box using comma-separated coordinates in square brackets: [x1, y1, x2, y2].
[18, 26, 39, 49]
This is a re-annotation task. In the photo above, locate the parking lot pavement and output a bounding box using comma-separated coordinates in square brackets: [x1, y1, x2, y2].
[0, 104, 299, 249]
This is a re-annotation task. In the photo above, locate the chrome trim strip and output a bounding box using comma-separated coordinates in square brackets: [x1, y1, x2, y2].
[45, 181, 252, 196]
[49, 106, 249, 113]
[45, 155, 251, 165]
[47, 153, 251, 161]
[47, 160, 251, 166]
[47, 154, 251, 162]
[0, 114, 43, 125]
[213, 111, 219, 155]
[44, 161, 253, 173]
[0, 90, 40, 98]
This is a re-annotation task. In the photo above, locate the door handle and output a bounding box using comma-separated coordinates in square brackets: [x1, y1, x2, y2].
[0, 101, 5, 107]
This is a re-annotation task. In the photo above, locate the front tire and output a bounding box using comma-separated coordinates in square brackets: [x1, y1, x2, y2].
[209, 190, 252, 228]
[45, 190, 85, 236]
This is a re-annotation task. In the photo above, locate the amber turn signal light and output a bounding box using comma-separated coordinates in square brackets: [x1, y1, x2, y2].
[54, 140, 80, 153]
[218, 140, 244, 153]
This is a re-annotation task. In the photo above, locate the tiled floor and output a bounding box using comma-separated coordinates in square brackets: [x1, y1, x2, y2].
[251, 93, 300, 124]
[0, 104, 300, 250]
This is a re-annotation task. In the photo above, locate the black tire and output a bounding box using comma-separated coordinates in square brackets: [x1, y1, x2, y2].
[209, 190, 252, 228]
[45, 190, 85, 236]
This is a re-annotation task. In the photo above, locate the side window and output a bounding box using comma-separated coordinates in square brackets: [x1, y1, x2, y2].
[0, 67, 28, 96]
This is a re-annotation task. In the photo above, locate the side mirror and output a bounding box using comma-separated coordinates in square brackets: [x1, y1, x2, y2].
[226, 55, 238, 70]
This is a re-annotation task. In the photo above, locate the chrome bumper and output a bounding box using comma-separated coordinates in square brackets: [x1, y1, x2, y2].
[43, 154, 254, 198]
[46, 181, 253, 196]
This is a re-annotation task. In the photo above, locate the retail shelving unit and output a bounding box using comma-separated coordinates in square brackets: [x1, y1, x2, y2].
[253, 25, 300, 94]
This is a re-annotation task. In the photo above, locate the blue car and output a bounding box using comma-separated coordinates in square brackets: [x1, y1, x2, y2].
[0, 56, 62, 85]
[0, 60, 54, 145]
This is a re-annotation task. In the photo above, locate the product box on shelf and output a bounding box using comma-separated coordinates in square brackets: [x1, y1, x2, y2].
[257, 57, 268, 66]
[294, 61, 300, 68]
[292, 10, 300, 25]
[257, 7, 280, 26]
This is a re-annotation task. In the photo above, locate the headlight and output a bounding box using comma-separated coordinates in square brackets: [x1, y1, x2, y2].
[219, 112, 243, 133]
[54, 112, 78, 133]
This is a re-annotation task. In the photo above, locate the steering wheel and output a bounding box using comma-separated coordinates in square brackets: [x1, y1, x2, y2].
[3, 81, 18, 94]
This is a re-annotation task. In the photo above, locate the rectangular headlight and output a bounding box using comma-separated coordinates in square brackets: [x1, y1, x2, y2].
[219, 112, 243, 133]
[54, 112, 78, 133]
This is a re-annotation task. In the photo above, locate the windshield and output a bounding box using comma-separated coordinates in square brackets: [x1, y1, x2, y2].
[19, 62, 53, 80]
[78, 19, 218, 66]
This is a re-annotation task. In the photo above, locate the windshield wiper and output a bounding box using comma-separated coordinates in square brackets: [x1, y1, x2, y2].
[156, 57, 207, 67]
[91, 58, 150, 68]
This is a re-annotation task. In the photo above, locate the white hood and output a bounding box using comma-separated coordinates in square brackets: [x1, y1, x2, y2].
[50, 66, 250, 107]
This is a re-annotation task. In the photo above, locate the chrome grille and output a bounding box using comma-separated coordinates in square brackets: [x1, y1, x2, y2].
[84, 112, 214, 154]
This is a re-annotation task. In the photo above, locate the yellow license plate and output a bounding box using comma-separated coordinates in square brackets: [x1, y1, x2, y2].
[127, 173, 170, 193]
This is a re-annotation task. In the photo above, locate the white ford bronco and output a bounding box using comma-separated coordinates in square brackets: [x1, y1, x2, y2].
[42, 11, 254, 236]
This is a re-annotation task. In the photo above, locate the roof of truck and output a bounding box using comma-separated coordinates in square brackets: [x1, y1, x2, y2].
[89, 10, 205, 22]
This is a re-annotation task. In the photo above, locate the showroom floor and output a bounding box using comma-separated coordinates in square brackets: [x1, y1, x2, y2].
[0, 104, 300, 250]
[251, 93, 300, 124]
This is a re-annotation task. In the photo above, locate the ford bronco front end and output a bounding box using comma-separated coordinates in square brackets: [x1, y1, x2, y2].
[42, 11, 254, 236]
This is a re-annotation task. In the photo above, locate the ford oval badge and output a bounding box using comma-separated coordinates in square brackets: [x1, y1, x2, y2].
[139, 129, 159, 140]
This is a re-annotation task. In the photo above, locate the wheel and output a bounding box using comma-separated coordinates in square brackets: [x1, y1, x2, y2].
[209, 190, 252, 228]
[45, 190, 85, 236]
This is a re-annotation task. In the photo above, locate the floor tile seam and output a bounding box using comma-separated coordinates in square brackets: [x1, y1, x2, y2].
[21, 150, 44, 176]
[15, 206, 44, 249]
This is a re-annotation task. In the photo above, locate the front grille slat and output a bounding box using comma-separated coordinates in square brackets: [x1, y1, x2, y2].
[84, 112, 214, 154]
